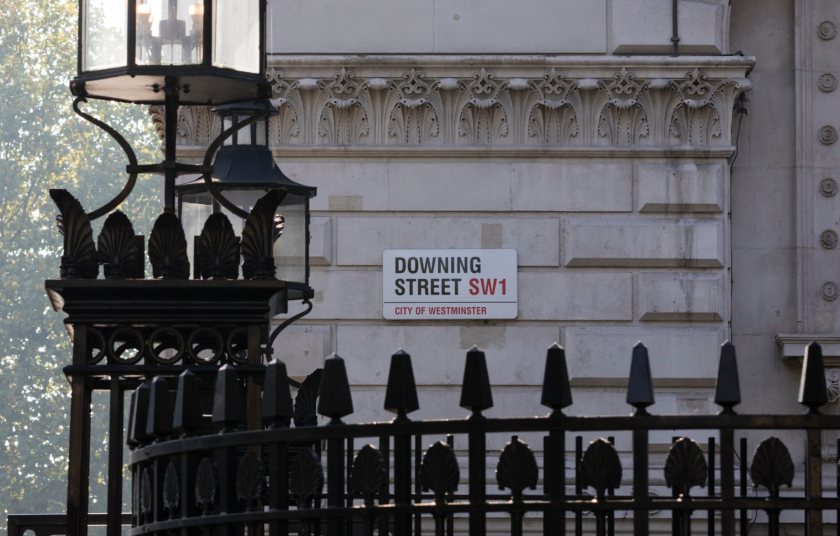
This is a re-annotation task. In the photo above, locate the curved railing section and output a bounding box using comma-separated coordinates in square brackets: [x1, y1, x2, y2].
[128, 342, 840, 536]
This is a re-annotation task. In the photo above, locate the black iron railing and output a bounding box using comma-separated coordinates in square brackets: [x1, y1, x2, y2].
[122, 341, 840, 536]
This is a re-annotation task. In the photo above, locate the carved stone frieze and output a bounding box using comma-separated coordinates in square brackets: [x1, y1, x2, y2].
[165, 56, 752, 152]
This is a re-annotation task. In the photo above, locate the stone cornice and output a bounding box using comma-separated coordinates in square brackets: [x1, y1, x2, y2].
[168, 55, 754, 154]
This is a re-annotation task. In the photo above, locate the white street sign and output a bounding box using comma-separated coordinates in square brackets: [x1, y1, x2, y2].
[382, 249, 518, 320]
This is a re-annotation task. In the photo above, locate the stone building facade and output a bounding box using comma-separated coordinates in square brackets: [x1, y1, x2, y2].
[173, 0, 837, 530]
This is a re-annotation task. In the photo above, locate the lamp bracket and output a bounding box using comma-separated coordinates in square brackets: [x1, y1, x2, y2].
[268, 299, 313, 348]
[72, 97, 139, 220]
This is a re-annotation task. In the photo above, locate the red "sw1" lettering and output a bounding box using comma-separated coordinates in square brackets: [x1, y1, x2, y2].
[468, 278, 507, 296]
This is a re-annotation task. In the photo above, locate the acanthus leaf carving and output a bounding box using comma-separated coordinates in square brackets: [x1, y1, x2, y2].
[387, 68, 441, 145]
[669, 68, 727, 146]
[527, 68, 579, 145]
[177, 106, 217, 146]
[268, 69, 302, 145]
[597, 68, 650, 146]
[318, 68, 370, 145]
[170, 62, 753, 150]
[50, 189, 98, 279]
[458, 68, 510, 145]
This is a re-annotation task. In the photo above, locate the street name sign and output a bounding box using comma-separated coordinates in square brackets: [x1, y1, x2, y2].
[382, 249, 518, 320]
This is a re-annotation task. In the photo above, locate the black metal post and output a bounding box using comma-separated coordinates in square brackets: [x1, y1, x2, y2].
[66, 325, 92, 536]
[107, 376, 124, 536]
[632, 428, 649, 535]
[806, 428, 823, 536]
[467, 417, 487, 536]
[720, 428, 735, 536]
[393, 418, 412, 536]
[163, 78, 180, 213]
[326, 434, 346, 536]
[544, 418, 566, 536]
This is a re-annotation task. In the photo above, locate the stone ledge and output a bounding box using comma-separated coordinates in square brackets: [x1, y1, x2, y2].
[776, 333, 840, 365]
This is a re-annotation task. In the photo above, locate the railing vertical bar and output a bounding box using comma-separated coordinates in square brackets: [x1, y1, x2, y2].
[393, 426, 412, 536]
[467, 420, 487, 536]
[671, 436, 680, 535]
[446, 434, 455, 536]
[107, 376, 124, 536]
[346, 436, 354, 536]
[575, 435, 582, 536]
[414, 433, 422, 536]
[632, 428, 649, 535]
[326, 435, 346, 536]
[806, 428, 823, 536]
[378, 434, 390, 536]
[607, 435, 615, 536]
[707, 436, 716, 536]
[544, 419, 566, 536]
[719, 427, 735, 536]
[739, 438, 748, 536]
[268, 443, 289, 536]
[836, 437, 839, 536]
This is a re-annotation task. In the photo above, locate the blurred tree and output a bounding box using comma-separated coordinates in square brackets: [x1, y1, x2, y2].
[0, 0, 159, 526]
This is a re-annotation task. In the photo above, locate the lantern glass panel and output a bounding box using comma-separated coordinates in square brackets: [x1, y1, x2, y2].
[179, 190, 214, 268]
[135, 0, 204, 66]
[82, 0, 127, 71]
[213, 0, 260, 73]
[274, 195, 307, 284]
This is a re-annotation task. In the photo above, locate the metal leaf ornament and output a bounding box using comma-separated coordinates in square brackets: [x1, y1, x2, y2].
[496, 435, 539, 501]
[195, 457, 216, 513]
[50, 189, 97, 279]
[241, 189, 285, 280]
[163, 461, 180, 516]
[196, 213, 240, 279]
[579, 438, 622, 499]
[148, 212, 189, 279]
[664, 437, 707, 498]
[350, 444, 387, 506]
[294, 369, 322, 427]
[141, 467, 153, 516]
[236, 451, 265, 510]
[420, 441, 460, 502]
[289, 448, 324, 508]
[750, 437, 794, 498]
[98, 210, 144, 278]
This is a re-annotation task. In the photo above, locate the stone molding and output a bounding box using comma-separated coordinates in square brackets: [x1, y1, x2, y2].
[777, 333, 840, 404]
[166, 55, 752, 153]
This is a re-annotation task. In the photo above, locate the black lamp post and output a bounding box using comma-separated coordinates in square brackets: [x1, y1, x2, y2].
[33, 3, 317, 535]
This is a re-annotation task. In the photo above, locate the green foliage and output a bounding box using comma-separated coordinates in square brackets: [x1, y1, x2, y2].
[0, 0, 160, 526]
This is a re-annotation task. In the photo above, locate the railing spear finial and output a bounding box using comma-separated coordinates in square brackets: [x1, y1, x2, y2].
[541, 343, 572, 415]
[146, 376, 173, 440]
[714, 341, 741, 414]
[212, 365, 245, 432]
[173, 370, 202, 437]
[384, 349, 420, 419]
[262, 359, 294, 429]
[626, 342, 654, 415]
[318, 354, 354, 424]
[460, 345, 493, 416]
[799, 342, 828, 414]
